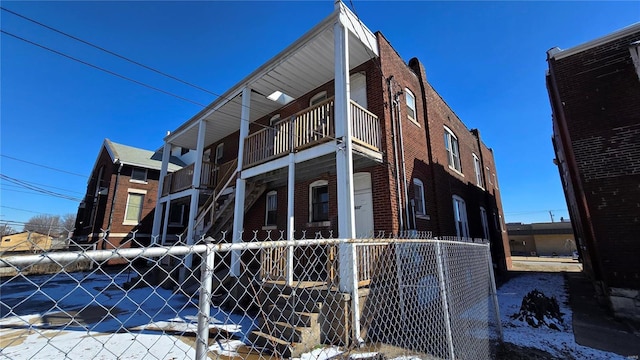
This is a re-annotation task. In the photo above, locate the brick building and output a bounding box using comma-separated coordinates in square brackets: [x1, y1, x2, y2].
[547, 23, 640, 320]
[74, 139, 187, 254]
[151, 2, 510, 274]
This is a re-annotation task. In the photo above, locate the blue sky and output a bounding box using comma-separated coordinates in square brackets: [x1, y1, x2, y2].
[1, 1, 639, 230]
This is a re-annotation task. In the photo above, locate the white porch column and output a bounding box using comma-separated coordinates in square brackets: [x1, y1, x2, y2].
[184, 120, 207, 271]
[161, 201, 170, 245]
[152, 141, 172, 245]
[334, 8, 362, 344]
[286, 116, 295, 285]
[231, 87, 251, 277]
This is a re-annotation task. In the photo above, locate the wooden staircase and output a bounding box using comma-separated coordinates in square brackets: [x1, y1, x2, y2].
[248, 283, 332, 358]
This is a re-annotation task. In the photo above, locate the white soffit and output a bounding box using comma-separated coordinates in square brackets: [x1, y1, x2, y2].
[167, 2, 379, 150]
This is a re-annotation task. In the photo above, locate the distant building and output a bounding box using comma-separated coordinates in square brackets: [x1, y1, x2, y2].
[547, 23, 640, 320]
[0, 231, 54, 253]
[74, 139, 188, 259]
[507, 222, 576, 257]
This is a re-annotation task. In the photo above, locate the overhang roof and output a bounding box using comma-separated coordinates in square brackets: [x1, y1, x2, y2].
[547, 22, 640, 60]
[105, 139, 185, 172]
[165, 1, 379, 150]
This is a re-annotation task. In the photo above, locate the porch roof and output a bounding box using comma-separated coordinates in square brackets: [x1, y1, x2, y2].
[165, 1, 379, 150]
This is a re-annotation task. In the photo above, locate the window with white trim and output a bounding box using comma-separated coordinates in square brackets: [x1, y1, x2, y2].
[215, 143, 224, 164]
[413, 178, 426, 216]
[405, 88, 416, 121]
[310, 91, 327, 106]
[130, 168, 147, 183]
[265, 191, 277, 226]
[309, 180, 329, 222]
[124, 190, 146, 225]
[452, 195, 469, 239]
[480, 206, 490, 240]
[444, 127, 462, 172]
[473, 154, 484, 188]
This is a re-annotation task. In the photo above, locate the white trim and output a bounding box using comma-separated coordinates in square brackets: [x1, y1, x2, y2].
[473, 153, 484, 189]
[127, 188, 147, 195]
[549, 23, 640, 60]
[123, 191, 145, 225]
[452, 195, 470, 239]
[444, 126, 462, 174]
[480, 206, 490, 241]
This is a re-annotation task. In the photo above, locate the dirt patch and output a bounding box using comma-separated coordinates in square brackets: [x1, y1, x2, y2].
[511, 289, 564, 330]
[493, 342, 565, 360]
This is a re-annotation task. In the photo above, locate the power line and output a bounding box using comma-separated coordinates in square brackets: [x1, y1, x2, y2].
[0, 174, 83, 202]
[0, 205, 54, 215]
[1, 154, 87, 178]
[0, 177, 84, 195]
[1, 6, 219, 97]
[1, 29, 208, 107]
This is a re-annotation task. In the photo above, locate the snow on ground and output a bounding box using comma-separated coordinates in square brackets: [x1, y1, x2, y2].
[499, 273, 627, 359]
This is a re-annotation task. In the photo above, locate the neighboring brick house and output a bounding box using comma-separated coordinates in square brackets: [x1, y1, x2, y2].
[74, 139, 186, 254]
[151, 2, 510, 275]
[547, 23, 640, 320]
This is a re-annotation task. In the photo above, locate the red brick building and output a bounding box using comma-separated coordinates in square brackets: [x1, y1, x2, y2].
[152, 2, 510, 274]
[547, 23, 640, 320]
[74, 139, 186, 253]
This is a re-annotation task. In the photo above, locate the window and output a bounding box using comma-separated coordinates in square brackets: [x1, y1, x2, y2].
[486, 167, 493, 185]
[480, 207, 490, 240]
[309, 180, 329, 222]
[215, 143, 224, 164]
[413, 178, 426, 216]
[265, 191, 277, 226]
[124, 190, 146, 225]
[444, 127, 461, 173]
[473, 154, 484, 188]
[493, 173, 499, 189]
[180, 147, 189, 156]
[168, 203, 185, 226]
[405, 88, 416, 121]
[310, 91, 327, 107]
[452, 195, 469, 239]
[130, 168, 147, 183]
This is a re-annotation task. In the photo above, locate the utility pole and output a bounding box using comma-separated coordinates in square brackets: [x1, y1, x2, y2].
[549, 211, 555, 223]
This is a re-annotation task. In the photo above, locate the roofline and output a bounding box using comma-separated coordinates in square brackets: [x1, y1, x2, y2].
[165, 3, 345, 144]
[548, 22, 640, 60]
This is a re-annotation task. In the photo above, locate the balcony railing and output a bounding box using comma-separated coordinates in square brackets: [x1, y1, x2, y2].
[243, 98, 380, 168]
[161, 159, 237, 196]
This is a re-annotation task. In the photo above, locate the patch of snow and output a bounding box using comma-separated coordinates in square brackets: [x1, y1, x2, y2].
[499, 273, 627, 359]
[349, 352, 379, 359]
[295, 346, 343, 360]
[209, 339, 245, 356]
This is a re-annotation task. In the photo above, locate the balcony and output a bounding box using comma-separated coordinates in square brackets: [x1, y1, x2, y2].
[162, 159, 237, 196]
[242, 98, 381, 169]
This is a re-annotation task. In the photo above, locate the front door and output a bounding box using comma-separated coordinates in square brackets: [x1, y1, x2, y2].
[354, 172, 374, 238]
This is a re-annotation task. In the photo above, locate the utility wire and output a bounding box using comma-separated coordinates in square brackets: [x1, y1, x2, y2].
[1, 30, 208, 107]
[1, 154, 87, 178]
[0, 174, 83, 202]
[1, 6, 218, 97]
[0, 177, 84, 195]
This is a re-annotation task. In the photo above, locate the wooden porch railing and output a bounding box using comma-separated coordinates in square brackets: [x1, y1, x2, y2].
[243, 98, 379, 169]
[161, 159, 237, 196]
[260, 242, 387, 287]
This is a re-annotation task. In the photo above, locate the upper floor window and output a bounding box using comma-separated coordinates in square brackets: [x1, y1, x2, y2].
[309, 180, 329, 222]
[130, 168, 147, 183]
[123, 189, 146, 225]
[405, 88, 416, 121]
[310, 91, 328, 107]
[413, 178, 426, 216]
[265, 191, 277, 226]
[473, 154, 484, 188]
[444, 127, 461, 173]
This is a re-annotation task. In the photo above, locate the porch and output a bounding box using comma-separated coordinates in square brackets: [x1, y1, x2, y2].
[160, 98, 381, 196]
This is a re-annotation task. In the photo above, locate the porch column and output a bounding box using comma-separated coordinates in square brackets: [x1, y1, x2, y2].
[161, 201, 170, 245]
[231, 87, 251, 277]
[286, 116, 295, 285]
[334, 8, 362, 344]
[185, 120, 207, 270]
[152, 141, 172, 245]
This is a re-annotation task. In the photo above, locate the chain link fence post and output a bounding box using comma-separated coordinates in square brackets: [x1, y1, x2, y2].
[486, 244, 503, 342]
[196, 241, 215, 359]
[435, 241, 455, 360]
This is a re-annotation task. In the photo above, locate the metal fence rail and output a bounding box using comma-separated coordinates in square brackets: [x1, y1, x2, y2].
[0, 232, 501, 360]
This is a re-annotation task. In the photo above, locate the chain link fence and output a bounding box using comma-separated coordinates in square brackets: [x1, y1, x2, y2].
[0, 231, 501, 359]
